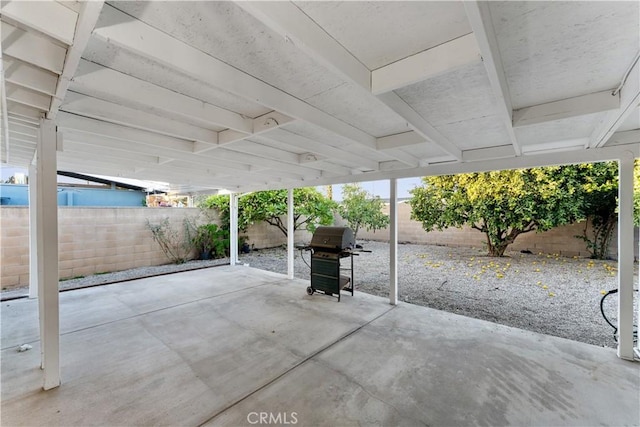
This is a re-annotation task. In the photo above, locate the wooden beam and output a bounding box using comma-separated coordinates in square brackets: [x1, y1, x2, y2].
[61, 128, 244, 172]
[58, 112, 197, 153]
[8, 121, 38, 138]
[71, 60, 253, 134]
[464, 1, 521, 156]
[235, 144, 640, 193]
[48, 1, 104, 119]
[461, 145, 515, 162]
[236, 1, 371, 91]
[3, 56, 58, 96]
[372, 34, 481, 94]
[513, 90, 620, 128]
[377, 131, 424, 150]
[1, 49, 9, 162]
[606, 130, 640, 146]
[208, 110, 296, 152]
[590, 56, 640, 148]
[262, 128, 379, 171]
[5, 83, 50, 111]
[1, 1, 78, 45]
[6, 102, 41, 121]
[62, 140, 166, 165]
[61, 92, 218, 147]
[1, 22, 66, 74]
[377, 92, 462, 160]
[236, 1, 433, 165]
[92, 4, 378, 151]
[62, 126, 324, 181]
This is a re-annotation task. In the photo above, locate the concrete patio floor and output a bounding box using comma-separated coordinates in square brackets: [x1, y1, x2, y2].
[1, 266, 638, 426]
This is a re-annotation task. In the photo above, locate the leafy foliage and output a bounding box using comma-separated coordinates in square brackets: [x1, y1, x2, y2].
[200, 188, 337, 237]
[193, 223, 229, 259]
[338, 183, 389, 240]
[146, 217, 197, 264]
[409, 167, 583, 257]
[634, 160, 640, 227]
[574, 162, 618, 259]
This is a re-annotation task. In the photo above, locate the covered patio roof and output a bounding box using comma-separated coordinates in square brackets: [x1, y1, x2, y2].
[1, 1, 639, 194]
[2, 267, 638, 425]
[1, 0, 639, 397]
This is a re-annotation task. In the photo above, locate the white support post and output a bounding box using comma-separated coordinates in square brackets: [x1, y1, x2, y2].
[637, 224, 640, 360]
[389, 179, 398, 305]
[287, 188, 294, 280]
[229, 193, 238, 266]
[37, 118, 60, 390]
[617, 153, 635, 360]
[28, 163, 38, 299]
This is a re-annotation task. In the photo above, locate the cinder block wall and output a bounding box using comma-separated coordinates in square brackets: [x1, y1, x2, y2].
[2, 204, 630, 290]
[0, 207, 312, 289]
[347, 203, 624, 258]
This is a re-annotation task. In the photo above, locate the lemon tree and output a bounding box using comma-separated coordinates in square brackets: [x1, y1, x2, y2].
[409, 167, 582, 257]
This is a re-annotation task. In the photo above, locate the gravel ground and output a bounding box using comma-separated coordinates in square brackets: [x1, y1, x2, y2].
[3, 241, 636, 348]
[239, 241, 638, 349]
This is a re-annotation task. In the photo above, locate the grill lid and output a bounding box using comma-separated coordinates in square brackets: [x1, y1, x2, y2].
[310, 226, 355, 251]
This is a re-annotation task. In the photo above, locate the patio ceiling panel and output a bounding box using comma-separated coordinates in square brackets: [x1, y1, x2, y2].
[394, 62, 502, 130]
[491, 1, 639, 109]
[303, 82, 410, 138]
[436, 115, 513, 152]
[294, 1, 472, 71]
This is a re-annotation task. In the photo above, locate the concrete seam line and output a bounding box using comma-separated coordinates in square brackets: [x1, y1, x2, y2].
[197, 304, 398, 427]
[0, 282, 273, 351]
[0, 263, 232, 302]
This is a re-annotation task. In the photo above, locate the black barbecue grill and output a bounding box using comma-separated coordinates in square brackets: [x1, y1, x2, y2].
[303, 226, 357, 302]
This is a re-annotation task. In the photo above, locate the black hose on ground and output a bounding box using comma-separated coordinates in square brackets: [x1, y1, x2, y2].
[600, 288, 638, 343]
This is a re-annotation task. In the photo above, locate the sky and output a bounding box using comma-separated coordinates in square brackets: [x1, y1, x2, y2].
[328, 178, 422, 201]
